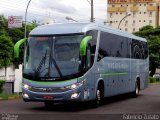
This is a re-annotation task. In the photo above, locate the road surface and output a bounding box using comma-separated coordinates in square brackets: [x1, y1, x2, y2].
[0, 84, 160, 120]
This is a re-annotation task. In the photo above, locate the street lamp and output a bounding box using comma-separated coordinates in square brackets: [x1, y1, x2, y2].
[118, 12, 131, 29]
[24, 0, 32, 39]
[65, 16, 78, 22]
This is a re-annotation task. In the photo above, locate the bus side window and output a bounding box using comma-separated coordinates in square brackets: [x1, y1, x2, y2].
[98, 31, 110, 61]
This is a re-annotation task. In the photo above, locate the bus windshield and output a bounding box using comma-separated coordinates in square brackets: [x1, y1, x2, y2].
[23, 34, 83, 81]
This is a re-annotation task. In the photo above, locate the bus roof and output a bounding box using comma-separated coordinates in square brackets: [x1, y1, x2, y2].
[29, 23, 146, 42]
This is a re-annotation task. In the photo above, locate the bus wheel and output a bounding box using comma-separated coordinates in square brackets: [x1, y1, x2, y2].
[132, 81, 140, 98]
[44, 101, 54, 108]
[92, 87, 102, 108]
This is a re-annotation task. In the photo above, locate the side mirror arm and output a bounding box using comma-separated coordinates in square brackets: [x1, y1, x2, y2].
[80, 36, 92, 56]
[14, 38, 27, 59]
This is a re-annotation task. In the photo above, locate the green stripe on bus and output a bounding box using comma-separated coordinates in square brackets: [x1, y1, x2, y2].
[23, 78, 77, 85]
[101, 72, 128, 76]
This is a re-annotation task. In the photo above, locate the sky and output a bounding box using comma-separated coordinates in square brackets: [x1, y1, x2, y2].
[0, 0, 107, 24]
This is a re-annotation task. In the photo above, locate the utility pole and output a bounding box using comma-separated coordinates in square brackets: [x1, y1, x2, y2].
[91, 0, 94, 22]
[87, 0, 94, 22]
[25, 0, 32, 39]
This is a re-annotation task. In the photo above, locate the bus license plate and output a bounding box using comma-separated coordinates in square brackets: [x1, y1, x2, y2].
[43, 95, 53, 100]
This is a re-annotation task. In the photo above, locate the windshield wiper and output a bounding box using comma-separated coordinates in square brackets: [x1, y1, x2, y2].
[46, 39, 63, 78]
[49, 56, 63, 77]
[34, 50, 47, 76]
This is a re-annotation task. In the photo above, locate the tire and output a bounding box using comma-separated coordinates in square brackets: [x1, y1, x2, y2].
[44, 101, 54, 108]
[92, 87, 102, 108]
[132, 81, 140, 98]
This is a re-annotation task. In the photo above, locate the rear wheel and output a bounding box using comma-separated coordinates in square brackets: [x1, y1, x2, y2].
[132, 81, 140, 98]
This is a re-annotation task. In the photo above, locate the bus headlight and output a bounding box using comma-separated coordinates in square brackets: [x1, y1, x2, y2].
[66, 82, 82, 90]
[23, 84, 31, 90]
[71, 92, 80, 99]
[23, 93, 29, 98]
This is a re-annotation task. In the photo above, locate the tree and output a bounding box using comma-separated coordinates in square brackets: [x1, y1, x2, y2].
[0, 35, 14, 76]
[0, 15, 38, 67]
[0, 15, 8, 36]
[134, 25, 160, 76]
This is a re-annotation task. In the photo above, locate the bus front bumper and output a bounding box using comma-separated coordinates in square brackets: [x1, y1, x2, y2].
[22, 86, 86, 103]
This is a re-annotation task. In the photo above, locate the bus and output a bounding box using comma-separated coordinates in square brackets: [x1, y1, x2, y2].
[14, 23, 149, 107]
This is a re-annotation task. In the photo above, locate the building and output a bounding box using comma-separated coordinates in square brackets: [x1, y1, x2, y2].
[107, 0, 160, 33]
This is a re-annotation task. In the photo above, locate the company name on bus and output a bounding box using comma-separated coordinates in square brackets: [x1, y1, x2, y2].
[106, 63, 128, 69]
[108, 0, 155, 4]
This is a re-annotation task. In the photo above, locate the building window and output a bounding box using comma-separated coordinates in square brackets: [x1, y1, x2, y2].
[139, 12, 141, 14]
[133, 12, 136, 17]
[112, 5, 115, 7]
[144, 4, 146, 6]
[149, 20, 152, 23]
[149, 12, 152, 17]
[139, 20, 141, 22]
[144, 20, 146, 22]
[133, 20, 135, 26]
[150, 4, 153, 6]
[125, 21, 128, 26]
[144, 12, 146, 14]
[110, 13, 113, 18]
[125, 28, 128, 31]
[133, 28, 136, 32]
[139, 4, 141, 6]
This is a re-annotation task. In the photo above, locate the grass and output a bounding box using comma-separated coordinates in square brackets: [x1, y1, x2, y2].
[0, 94, 21, 100]
[149, 81, 160, 85]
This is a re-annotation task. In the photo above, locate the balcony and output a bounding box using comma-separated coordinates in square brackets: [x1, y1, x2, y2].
[108, 7, 119, 12]
[147, 6, 157, 11]
[130, 6, 139, 12]
[119, 7, 127, 12]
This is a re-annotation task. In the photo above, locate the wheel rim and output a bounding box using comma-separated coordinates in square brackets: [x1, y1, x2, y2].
[136, 83, 139, 95]
[96, 89, 100, 105]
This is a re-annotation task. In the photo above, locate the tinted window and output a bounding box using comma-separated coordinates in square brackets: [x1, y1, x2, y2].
[98, 31, 148, 60]
[131, 39, 148, 59]
[99, 32, 130, 60]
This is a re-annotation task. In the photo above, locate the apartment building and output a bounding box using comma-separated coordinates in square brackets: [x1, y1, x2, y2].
[107, 0, 160, 33]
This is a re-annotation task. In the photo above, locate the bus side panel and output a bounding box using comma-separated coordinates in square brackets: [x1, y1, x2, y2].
[130, 59, 148, 92]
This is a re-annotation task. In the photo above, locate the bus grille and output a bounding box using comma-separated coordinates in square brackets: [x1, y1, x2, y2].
[29, 87, 70, 93]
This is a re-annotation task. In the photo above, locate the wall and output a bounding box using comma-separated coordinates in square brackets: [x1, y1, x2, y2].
[14, 64, 22, 93]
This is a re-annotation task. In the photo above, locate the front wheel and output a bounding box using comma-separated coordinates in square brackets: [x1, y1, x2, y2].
[92, 88, 102, 108]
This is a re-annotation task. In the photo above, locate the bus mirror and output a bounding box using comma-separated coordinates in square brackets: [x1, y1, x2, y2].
[14, 38, 27, 59]
[80, 36, 92, 56]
